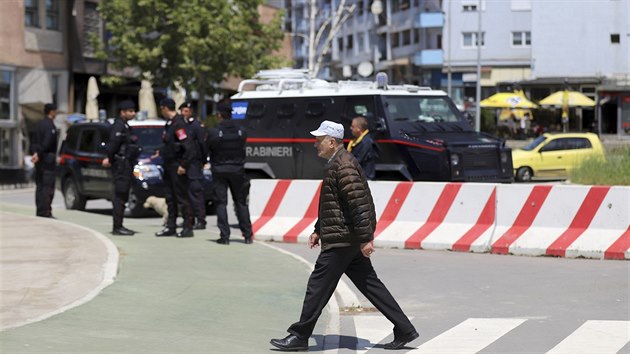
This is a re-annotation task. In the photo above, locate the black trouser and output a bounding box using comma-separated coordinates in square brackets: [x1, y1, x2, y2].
[212, 170, 252, 240]
[112, 160, 132, 229]
[188, 177, 206, 225]
[288, 244, 416, 340]
[35, 164, 55, 217]
[163, 162, 193, 229]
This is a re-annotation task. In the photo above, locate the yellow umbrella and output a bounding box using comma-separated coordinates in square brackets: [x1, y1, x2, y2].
[539, 90, 596, 107]
[480, 92, 538, 109]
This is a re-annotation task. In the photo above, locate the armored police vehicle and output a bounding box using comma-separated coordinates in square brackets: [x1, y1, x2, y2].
[231, 69, 513, 182]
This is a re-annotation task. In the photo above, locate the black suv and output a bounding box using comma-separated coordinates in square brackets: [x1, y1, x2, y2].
[57, 119, 213, 216]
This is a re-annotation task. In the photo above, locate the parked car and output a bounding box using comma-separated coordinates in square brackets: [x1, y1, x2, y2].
[512, 133, 605, 182]
[57, 119, 214, 216]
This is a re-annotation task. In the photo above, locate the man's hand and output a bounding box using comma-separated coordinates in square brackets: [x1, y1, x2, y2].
[308, 233, 320, 249]
[101, 158, 111, 168]
[150, 150, 160, 160]
[361, 242, 375, 258]
[177, 166, 186, 175]
[31, 153, 39, 164]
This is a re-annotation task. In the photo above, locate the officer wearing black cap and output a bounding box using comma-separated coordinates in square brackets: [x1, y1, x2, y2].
[102, 100, 141, 235]
[30, 103, 58, 217]
[155, 98, 196, 238]
[179, 101, 208, 229]
[207, 102, 253, 245]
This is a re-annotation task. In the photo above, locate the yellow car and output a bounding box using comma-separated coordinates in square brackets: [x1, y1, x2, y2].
[512, 133, 605, 182]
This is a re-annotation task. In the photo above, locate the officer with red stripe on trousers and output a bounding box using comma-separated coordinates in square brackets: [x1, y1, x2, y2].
[154, 98, 196, 238]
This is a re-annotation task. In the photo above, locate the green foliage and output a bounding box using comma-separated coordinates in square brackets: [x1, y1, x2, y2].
[97, 0, 285, 94]
[570, 146, 630, 186]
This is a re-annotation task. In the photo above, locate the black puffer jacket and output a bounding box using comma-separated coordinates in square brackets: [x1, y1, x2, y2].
[315, 149, 377, 249]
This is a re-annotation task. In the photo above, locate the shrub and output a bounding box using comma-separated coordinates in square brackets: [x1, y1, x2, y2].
[570, 146, 630, 186]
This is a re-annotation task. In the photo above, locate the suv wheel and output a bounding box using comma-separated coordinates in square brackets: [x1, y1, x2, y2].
[63, 178, 87, 210]
[126, 189, 145, 217]
[516, 167, 533, 182]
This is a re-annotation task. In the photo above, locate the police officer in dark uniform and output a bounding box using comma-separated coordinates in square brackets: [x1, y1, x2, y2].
[30, 103, 58, 218]
[155, 98, 196, 238]
[102, 100, 141, 235]
[179, 101, 207, 229]
[207, 103, 253, 245]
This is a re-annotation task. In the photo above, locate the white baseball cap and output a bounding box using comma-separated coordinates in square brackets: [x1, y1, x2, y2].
[310, 120, 344, 139]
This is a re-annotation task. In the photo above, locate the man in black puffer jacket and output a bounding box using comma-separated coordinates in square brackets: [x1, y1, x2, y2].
[271, 121, 418, 352]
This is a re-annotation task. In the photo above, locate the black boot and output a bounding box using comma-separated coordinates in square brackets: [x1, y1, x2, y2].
[270, 334, 308, 352]
[112, 227, 134, 236]
[177, 228, 194, 238]
[155, 227, 176, 237]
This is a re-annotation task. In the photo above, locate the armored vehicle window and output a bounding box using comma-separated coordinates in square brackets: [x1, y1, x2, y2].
[278, 103, 296, 118]
[78, 129, 97, 153]
[246, 102, 265, 119]
[385, 96, 460, 123]
[306, 101, 325, 118]
[342, 96, 376, 126]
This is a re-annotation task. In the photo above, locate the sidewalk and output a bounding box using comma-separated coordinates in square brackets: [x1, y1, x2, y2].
[0, 203, 330, 353]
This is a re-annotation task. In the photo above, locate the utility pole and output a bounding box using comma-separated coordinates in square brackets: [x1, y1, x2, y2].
[474, 1, 482, 132]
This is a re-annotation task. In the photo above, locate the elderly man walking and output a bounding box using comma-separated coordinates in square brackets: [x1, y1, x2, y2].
[270, 120, 418, 351]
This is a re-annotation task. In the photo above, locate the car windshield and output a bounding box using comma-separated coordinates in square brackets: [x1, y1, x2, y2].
[383, 96, 462, 123]
[134, 126, 163, 153]
[521, 135, 547, 151]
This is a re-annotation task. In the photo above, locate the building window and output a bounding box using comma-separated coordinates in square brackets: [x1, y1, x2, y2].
[462, 4, 477, 11]
[392, 32, 400, 48]
[0, 70, 12, 120]
[46, 0, 59, 30]
[462, 32, 484, 48]
[392, 0, 411, 12]
[402, 30, 411, 46]
[346, 34, 353, 50]
[24, 0, 39, 27]
[338, 37, 343, 53]
[83, 2, 100, 56]
[357, 0, 364, 17]
[611, 33, 620, 43]
[357, 32, 365, 52]
[512, 31, 531, 47]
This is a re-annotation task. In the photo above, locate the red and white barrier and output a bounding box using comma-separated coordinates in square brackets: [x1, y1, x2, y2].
[490, 185, 630, 260]
[249, 180, 630, 260]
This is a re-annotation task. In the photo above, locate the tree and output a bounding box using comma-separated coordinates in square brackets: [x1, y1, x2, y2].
[96, 0, 286, 116]
[304, 0, 355, 78]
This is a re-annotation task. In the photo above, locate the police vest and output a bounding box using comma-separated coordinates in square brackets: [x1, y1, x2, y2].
[211, 125, 246, 166]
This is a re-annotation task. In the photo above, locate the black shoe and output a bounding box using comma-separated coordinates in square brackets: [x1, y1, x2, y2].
[112, 227, 134, 236]
[383, 331, 419, 350]
[193, 222, 206, 230]
[120, 226, 136, 233]
[216, 238, 230, 245]
[270, 334, 308, 352]
[244, 237, 253, 244]
[155, 228, 176, 237]
[177, 228, 194, 238]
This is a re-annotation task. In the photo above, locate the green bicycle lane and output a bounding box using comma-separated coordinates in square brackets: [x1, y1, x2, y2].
[0, 203, 329, 353]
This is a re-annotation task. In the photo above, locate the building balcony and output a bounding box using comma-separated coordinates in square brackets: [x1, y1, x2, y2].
[414, 49, 443, 66]
[415, 12, 444, 28]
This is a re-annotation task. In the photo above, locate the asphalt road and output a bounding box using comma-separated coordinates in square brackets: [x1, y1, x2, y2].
[1, 188, 629, 353]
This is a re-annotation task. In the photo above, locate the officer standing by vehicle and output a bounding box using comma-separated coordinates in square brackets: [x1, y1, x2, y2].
[207, 103, 252, 245]
[102, 100, 141, 235]
[155, 98, 195, 238]
[179, 101, 207, 229]
[30, 103, 58, 218]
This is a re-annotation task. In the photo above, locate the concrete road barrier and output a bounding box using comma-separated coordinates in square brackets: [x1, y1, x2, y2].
[250, 180, 630, 260]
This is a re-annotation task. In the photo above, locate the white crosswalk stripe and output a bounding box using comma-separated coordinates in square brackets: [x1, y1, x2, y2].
[546, 320, 630, 354]
[409, 318, 527, 353]
[353, 316, 396, 353]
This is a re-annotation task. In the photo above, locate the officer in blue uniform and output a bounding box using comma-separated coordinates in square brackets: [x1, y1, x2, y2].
[102, 100, 141, 235]
[155, 98, 196, 238]
[30, 103, 58, 217]
[179, 101, 208, 229]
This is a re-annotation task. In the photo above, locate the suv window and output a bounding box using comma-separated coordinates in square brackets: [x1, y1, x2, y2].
[78, 129, 98, 153]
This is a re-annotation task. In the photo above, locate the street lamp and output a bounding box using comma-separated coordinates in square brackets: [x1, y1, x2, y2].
[370, 1, 383, 76]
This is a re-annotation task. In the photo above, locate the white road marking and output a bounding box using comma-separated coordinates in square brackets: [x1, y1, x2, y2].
[411, 318, 527, 353]
[353, 316, 395, 354]
[546, 320, 630, 354]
